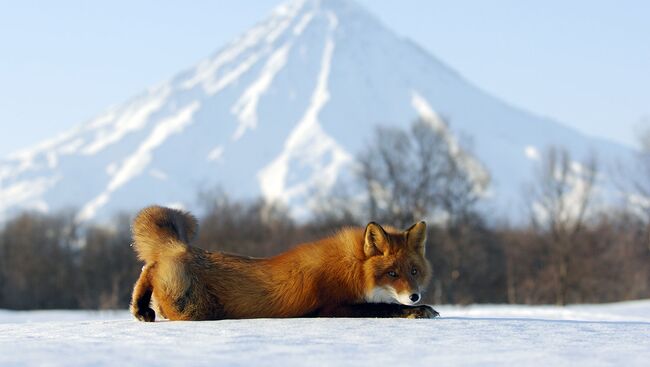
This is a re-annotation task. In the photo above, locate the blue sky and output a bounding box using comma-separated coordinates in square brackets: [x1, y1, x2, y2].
[0, 0, 648, 156]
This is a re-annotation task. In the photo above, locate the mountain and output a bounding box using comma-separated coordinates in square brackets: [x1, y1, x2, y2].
[0, 0, 636, 223]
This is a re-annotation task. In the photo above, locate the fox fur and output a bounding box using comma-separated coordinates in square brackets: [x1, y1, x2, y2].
[130, 205, 438, 321]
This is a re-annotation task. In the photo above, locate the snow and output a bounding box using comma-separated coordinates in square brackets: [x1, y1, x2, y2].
[81, 85, 171, 155]
[525, 145, 540, 160]
[57, 138, 85, 155]
[181, 0, 302, 95]
[1, 301, 648, 366]
[76, 102, 200, 222]
[0, 176, 60, 214]
[149, 169, 169, 181]
[0, 309, 130, 324]
[180, 19, 270, 91]
[231, 41, 293, 141]
[165, 202, 186, 211]
[206, 146, 225, 162]
[436, 300, 650, 322]
[258, 11, 352, 214]
[411, 90, 446, 132]
[75, 192, 110, 223]
[106, 102, 200, 192]
[265, 1, 303, 44]
[293, 11, 314, 35]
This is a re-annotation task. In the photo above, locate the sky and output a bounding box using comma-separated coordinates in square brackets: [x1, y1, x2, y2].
[0, 0, 648, 156]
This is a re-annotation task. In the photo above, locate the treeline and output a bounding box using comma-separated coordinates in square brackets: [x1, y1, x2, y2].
[0, 212, 136, 309]
[1, 120, 649, 309]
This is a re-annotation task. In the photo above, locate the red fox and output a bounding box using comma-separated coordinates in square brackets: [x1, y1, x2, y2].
[130, 206, 438, 321]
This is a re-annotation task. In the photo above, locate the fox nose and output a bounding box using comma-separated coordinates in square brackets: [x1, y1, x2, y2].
[409, 293, 420, 303]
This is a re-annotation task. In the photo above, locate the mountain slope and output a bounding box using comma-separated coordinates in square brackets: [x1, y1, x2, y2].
[0, 0, 635, 223]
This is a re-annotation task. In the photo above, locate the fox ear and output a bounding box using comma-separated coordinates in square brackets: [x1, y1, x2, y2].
[364, 222, 389, 257]
[405, 221, 427, 256]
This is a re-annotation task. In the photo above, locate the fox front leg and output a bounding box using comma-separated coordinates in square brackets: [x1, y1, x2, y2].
[401, 304, 440, 319]
[377, 304, 439, 319]
[319, 303, 440, 319]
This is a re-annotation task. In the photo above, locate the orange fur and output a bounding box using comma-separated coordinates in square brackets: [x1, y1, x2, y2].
[130, 206, 436, 321]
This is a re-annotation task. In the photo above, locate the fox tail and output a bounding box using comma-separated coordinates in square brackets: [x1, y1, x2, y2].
[131, 206, 197, 263]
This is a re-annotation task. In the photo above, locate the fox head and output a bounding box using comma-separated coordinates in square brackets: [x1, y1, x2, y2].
[362, 221, 432, 305]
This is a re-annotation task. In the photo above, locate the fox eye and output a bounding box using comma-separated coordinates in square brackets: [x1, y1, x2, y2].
[411, 268, 418, 275]
[387, 271, 398, 278]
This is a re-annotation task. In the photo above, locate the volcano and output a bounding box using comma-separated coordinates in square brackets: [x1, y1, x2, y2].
[0, 0, 634, 223]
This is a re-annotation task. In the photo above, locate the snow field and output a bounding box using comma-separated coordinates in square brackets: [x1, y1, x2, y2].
[1, 301, 648, 367]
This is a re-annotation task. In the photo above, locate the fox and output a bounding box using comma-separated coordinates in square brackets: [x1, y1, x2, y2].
[130, 205, 439, 321]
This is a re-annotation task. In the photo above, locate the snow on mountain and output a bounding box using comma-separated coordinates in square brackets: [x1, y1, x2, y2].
[0, 0, 636, 223]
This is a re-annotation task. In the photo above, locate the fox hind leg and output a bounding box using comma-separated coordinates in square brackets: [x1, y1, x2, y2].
[131, 264, 156, 322]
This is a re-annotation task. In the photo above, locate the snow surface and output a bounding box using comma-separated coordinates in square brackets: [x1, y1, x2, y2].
[1, 301, 649, 366]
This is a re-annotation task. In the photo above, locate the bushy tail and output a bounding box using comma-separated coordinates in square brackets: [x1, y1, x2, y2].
[131, 206, 198, 263]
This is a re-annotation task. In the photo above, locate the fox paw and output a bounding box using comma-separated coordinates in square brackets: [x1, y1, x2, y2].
[133, 307, 156, 322]
[405, 305, 440, 319]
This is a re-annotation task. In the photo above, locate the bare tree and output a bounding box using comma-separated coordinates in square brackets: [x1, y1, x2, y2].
[196, 189, 297, 257]
[77, 214, 140, 309]
[623, 127, 650, 251]
[528, 146, 598, 305]
[0, 211, 79, 309]
[357, 118, 489, 228]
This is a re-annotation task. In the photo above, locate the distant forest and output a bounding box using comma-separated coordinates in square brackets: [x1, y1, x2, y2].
[1, 120, 649, 309]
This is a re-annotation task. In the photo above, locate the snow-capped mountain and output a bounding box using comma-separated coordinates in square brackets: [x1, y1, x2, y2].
[0, 0, 636, 223]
